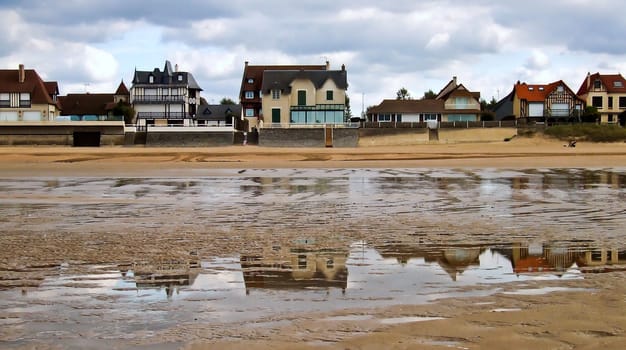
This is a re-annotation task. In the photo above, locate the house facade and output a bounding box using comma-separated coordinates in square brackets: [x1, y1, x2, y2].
[239, 62, 328, 130]
[58, 81, 130, 121]
[577, 72, 626, 124]
[131, 60, 202, 126]
[0, 64, 60, 121]
[260, 65, 348, 127]
[495, 80, 584, 122]
[367, 76, 480, 123]
[196, 103, 241, 126]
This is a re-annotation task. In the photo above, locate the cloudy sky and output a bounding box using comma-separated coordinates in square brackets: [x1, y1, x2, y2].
[2, 0, 625, 115]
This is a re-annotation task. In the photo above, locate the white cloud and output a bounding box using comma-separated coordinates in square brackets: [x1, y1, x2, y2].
[425, 33, 450, 51]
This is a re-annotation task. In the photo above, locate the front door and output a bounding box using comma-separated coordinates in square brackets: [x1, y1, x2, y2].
[272, 108, 281, 124]
[325, 126, 333, 147]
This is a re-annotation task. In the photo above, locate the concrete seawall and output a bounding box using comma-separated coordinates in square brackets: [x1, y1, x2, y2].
[259, 128, 359, 147]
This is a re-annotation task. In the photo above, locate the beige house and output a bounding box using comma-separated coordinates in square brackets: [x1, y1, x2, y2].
[260, 65, 348, 127]
[577, 72, 626, 124]
[0, 64, 60, 121]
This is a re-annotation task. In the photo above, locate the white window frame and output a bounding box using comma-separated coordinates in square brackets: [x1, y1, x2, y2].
[272, 89, 280, 99]
[149, 75, 154, 83]
[245, 91, 254, 99]
[245, 108, 254, 117]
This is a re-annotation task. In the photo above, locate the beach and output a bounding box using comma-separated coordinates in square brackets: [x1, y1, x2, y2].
[1, 136, 625, 350]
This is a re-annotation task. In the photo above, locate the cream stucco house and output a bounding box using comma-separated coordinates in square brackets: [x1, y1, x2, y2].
[0, 64, 60, 121]
[260, 65, 348, 127]
[577, 72, 626, 124]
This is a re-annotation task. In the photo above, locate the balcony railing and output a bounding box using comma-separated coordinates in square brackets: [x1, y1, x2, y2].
[136, 112, 188, 119]
[133, 95, 185, 103]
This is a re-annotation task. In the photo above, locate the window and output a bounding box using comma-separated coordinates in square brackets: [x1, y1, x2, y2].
[557, 85, 564, 93]
[592, 96, 603, 108]
[594, 80, 602, 89]
[326, 90, 333, 101]
[19, 93, 30, 107]
[378, 114, 391, 122]
[245, 108, 254, 117]
[608, 96, 613, 109]
[245, 91, 254, 99]
[149, 75, 154, 83]
[177, 74, 183, 81]
[423, 114, 439, 121]
[614, 81, 623, 88]
[608, 114, 614, 123]
[247, 78, 254, 84]
[272, 89, 280, 99]
[297, 90, 306, 106]
[0, 93, 9, 107]
[619, 97, 626, 108]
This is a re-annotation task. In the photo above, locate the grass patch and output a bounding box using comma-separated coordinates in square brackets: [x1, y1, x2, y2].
[544, 124, 626, 142]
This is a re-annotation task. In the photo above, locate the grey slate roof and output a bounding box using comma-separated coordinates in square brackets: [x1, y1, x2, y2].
[132, 60, 202, 90]
[197, 103, 241, 121]
[261, 69, 348, 94]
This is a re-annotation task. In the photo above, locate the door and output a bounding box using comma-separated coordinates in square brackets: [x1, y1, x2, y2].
[325, 126, 333, 147]
[271, 108, 280, 124]
[551, 103, 569, 117]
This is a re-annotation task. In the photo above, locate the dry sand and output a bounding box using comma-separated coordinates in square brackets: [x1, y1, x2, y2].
[1, 136, 625, 349]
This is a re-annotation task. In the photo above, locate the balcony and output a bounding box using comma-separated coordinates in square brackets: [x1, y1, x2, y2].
[133, 95, 185, 103]
[136, 112, 188, 119]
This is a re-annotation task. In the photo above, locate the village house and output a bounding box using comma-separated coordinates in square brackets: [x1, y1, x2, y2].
[195, 101, 242, 126]
[492, 80, 584, 122]
[239, 61, 328, 130]
[0, 64, 60, 121]
[577, 72, 626, 124]
[131, 60, 202, 127]
[260, 64, 348, 127]
[367, 77, 481, 123]
[58, 81, 130, 121]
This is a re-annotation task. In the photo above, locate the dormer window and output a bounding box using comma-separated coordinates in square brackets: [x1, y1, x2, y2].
[557, 86, 564, 92]
[528, 87, 534, 91]
[149, 75, 154, 83]
[247, 78, 254, 84]
[614, 81, 623, 88]
[538, 87, 544, 91]
[594, 80, 602, 89]
[245, 91, 254, 99]
[178, 74, 183, 82]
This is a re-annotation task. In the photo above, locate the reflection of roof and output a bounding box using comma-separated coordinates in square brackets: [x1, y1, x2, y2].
[243, 267, 348, 290]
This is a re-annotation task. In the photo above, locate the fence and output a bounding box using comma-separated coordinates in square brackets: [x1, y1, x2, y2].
[362, 120, 519, 129]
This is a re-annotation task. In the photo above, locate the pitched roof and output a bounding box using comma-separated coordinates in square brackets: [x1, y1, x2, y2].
[197, 103, 242, 121]
[514, 80, 582, 102]
[58, 93, 115, 115]
[0, 68, 56, 105]
[261, 69, 348, 94]
[115, 80, 129, 95]
[132, 60, 202, 90]
[436, 77, 480, 101]
[240, 63, 327, 99]
[368, 99, 445, 114]
[44, 81, 59, 96]
[577, 72, 626, 95]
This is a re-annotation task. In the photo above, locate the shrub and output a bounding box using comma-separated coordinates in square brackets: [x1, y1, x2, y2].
[544, 124, 626, 142]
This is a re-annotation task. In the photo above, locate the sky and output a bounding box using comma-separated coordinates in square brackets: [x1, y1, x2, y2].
[2, 0, 626, 116]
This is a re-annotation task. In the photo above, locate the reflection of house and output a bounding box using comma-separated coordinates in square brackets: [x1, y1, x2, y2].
[509, 243, 585, 275]
[0, 64, 60, 121]
[240, 241, 348, 291]
[119, 254, 200, 297]
[58, 81, 130, 121]
[578, 248, 626, 269]
[577, 72, 626, 124]
[376, 243, 484, 281]
[493, 80, 584, 121]
[131, 60, 202, 127]
[367, 77, 481, 123]
[196, 102, 241, 126]
[239, 61, 328, 130]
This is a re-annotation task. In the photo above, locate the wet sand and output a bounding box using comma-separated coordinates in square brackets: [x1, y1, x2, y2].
[1, 137, 626, 349]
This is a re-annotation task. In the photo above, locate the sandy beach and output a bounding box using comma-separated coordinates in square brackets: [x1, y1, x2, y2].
[1, 136, 625, 350]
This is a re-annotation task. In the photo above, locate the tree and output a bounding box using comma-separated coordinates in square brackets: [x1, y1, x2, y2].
[421, 89, 436, 100]
[581, 106, 600, 123]
[111, 101, 136, 124]
[396, 87, 411, 100]
[344, 94, 353, 121]
[480, 97, 499, 111]
[220, 97, 236, 105]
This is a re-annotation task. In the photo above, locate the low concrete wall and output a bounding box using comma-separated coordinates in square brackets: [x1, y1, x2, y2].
[358, 128, 429, 146]
[0, 122, 125, 146]
[438, 127, 517, 143]
[259, 128, 359, 147]
[0, 134, 72, 146]
[145, 132, 234, 147]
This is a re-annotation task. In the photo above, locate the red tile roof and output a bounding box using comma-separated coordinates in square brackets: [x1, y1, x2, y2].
[115, 80, 129, 95]
[0, 68, 56, 105]
[514, 80, 581, 103]
[577, 72, 626, 95]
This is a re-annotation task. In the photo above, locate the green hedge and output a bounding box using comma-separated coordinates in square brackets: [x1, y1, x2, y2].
[544, 124, 626, 142]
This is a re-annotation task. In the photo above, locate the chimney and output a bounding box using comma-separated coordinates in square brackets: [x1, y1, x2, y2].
[175, 64, 179, 72]
[245, 61, 249, 66]
[326, 60, 330, 70]
[586, 72, 591, 89]
[341, 64, 345, 71]
[18, 64, 25, 83]
[453, 76, 457, 85]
